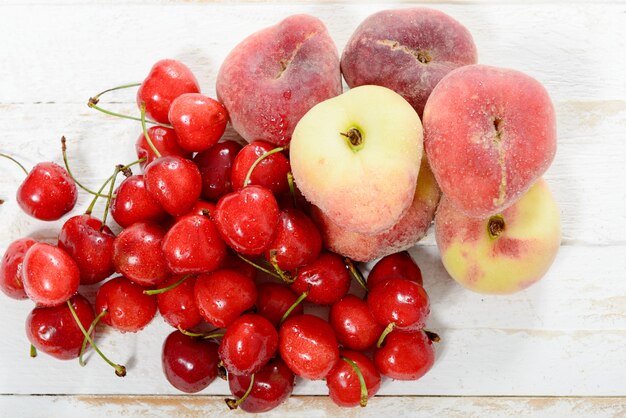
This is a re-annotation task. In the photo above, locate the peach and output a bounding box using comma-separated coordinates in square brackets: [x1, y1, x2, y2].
[435, 178, 560, 294]
[341, 8, 477, 118]
[216, 14, 342, 147]
[311, 158, 440, 262]
[423, 64, 557, 218]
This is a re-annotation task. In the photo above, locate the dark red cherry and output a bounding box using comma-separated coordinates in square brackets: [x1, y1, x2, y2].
[230, 141, 291, 195]
[95, 276, 157, 333]
[193, 140, 242, 202]
[367, 278, 430, 330]
[368, 251, 423, 289]
[145, 155, 202, 217]
[329, 294, 384, 351]
[291, 251, 351, 305]
[25, 293, 95, 360]
[136, 126, 191, 171]
[110, 175, 168, 228]
[22, 243, 80, 307]
[17, 162, 77, 221]
[374, 330, 435, 380]
[256, 282, 303, 327]
[137, 59, 200, 124]
[58, 214, 115, 285]
[326, 350, 381, 408]
[168, 93, 228, 152]
[0, 237, 37, 300]
[156, 275, 203, 330]
[278, 314, 339, 380]
[162, 330, 220, 393]
[228, 358, 295, 413]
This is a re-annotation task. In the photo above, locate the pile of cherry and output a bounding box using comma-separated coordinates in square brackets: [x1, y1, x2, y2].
[0, 59, 436, 412]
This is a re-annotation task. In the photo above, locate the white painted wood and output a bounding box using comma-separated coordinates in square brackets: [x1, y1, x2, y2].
[1, 0, 625, 415]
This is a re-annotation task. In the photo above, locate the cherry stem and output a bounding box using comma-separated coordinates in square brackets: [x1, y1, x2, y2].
[344, 258, 368, 292]
[91, 82, 141, 101]
[85, 157, 145, 215]
[177, 325, 224, 340]
[226, 374, 256, 410]
[79, 309, 107, 367]
[0, 153, 29, 175]
[279, 290, 308, 326]
[140, 103, 162, 158]
[425, 330, 441, 343]
[341, 356, 369, 407]
[144, 274, 191, 295]
[287, 172, 297, 208]
[30, 344, 37, 358]
[61, 136, 109, 197]
[100, 164, 123, 229]
[243, 146, 285, 187]
[377, 322, 396, 348]
[268, 250, 294, 284]
[235, 253, 282, 280]
[66, 300, 126, 377]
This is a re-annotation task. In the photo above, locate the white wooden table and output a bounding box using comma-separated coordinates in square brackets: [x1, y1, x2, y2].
[1, 1, 625, 416]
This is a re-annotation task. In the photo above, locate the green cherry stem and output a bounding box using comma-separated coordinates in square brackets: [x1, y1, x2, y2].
[79, 309, 107, 367]
[140, 103, 162, 158]
[84, 157, 145, 215]
[287, 172, 297, 208]
[91, 82, 142, 100]
[243, 146, 285, 187]
[268, 250, 294, 284]
[100, 164, 123, 229]
[177, 325, 224, 340]
[226, 374, 256, 410]
[341, 356, 369, 407]
[279, 290, 308, 327]
[344, 258, 368, 292]
[30, 344, 37, 358]
[235, 253, 282, 280]
[144, 274, 192, 295]
[61, 137, 109, 198]
[0, 153, 29, 175]
[376, 322, 396, 348]
[66, 300, 126, 377]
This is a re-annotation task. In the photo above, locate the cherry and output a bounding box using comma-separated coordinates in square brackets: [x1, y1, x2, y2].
[137, 59, 200, 124]
[136, 126, 191, 171]
[155, 275, 203, 330]
[112, 221, 170, 287]
[264, 207, 322, 272]
[162, 330, 220, 393]
[227, 358, 295, 413]
[278, 314, 339, 380]
[58, 214, 115, 285]
[291, 251, 351, 305]
[193, 140, 242, 202]
[326, 350, 381, 408]
[144, 155, 202, 217]
[162, 214, 227, 275]
[95, 276, 157, 332]
[22, 243, 80, 307]
[168, 93, 229, 152]
[230, 141, 291, 195]
[25, 293, 95, 360]
[367, 278, 430, 332]
[374, 329, 435, 380]
[367, 251, 423, 289]
[213, 185, 280, 256]
[0, 237, 37, 300]
[329, 295, 385, 351]
[194, 269, 257, 328]
[219, 313, 278, 376]
[256, 282, 303, 327]
[174, 200, 215, 222]
[110, 174, 168, 228]
[16, 162, 77, 221]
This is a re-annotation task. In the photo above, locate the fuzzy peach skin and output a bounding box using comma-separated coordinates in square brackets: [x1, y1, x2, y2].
[423, 64, 557, 218]
[341, 8, 477, 118]
[216, 14, 342, 147]
[290, 85, 423, 235]
[311, 158, 440, 262]
[435, 178, 561, 294]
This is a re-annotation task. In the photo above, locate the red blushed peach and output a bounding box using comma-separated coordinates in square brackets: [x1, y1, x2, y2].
[434, 178, 561, 294]
[423, 64, 557, 218]
[311, 159, 440, 262]
[341, 8, 477, 118]
[216, 14, 342, 147]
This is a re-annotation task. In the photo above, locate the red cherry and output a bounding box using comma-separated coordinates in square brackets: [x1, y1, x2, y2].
[137, 59, 200, 124]
[136, 126, 191, 171]
[329, 294, 384, 351]
[145, 155, 202, 217]
[256, 282, 303, 327]
[219, 313, 278, 376]
[193, 140, 242, 202]
[326, 350, 381, 408]
[26, 293, 95, 360]
[367, 278, 430, 330]
[194, 269, 257, 328]
[58, 214, 115, 285]
[22, 243, 80, 307]
[264, 208, 322, 272]
[374, 330, 435, 380]
[168, 93, 229, 152]
[173, 200, 215, 222]
[162, 330, 219, 393]
[17, 162, 77, 221]
[95, 276, 157, 332]
[291, 251, 351, 305]
[162, 214, 227, 275]
[110, 175, 168, 228]
[0, 237, 37, 300]
[278, 314, 339, 380]
[156, 275, 203, 330]
[228, 358, 295, 413]
[368, 251, 423, 288]
[213, 185, 279, 256]
[230, 141, 291, 195]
